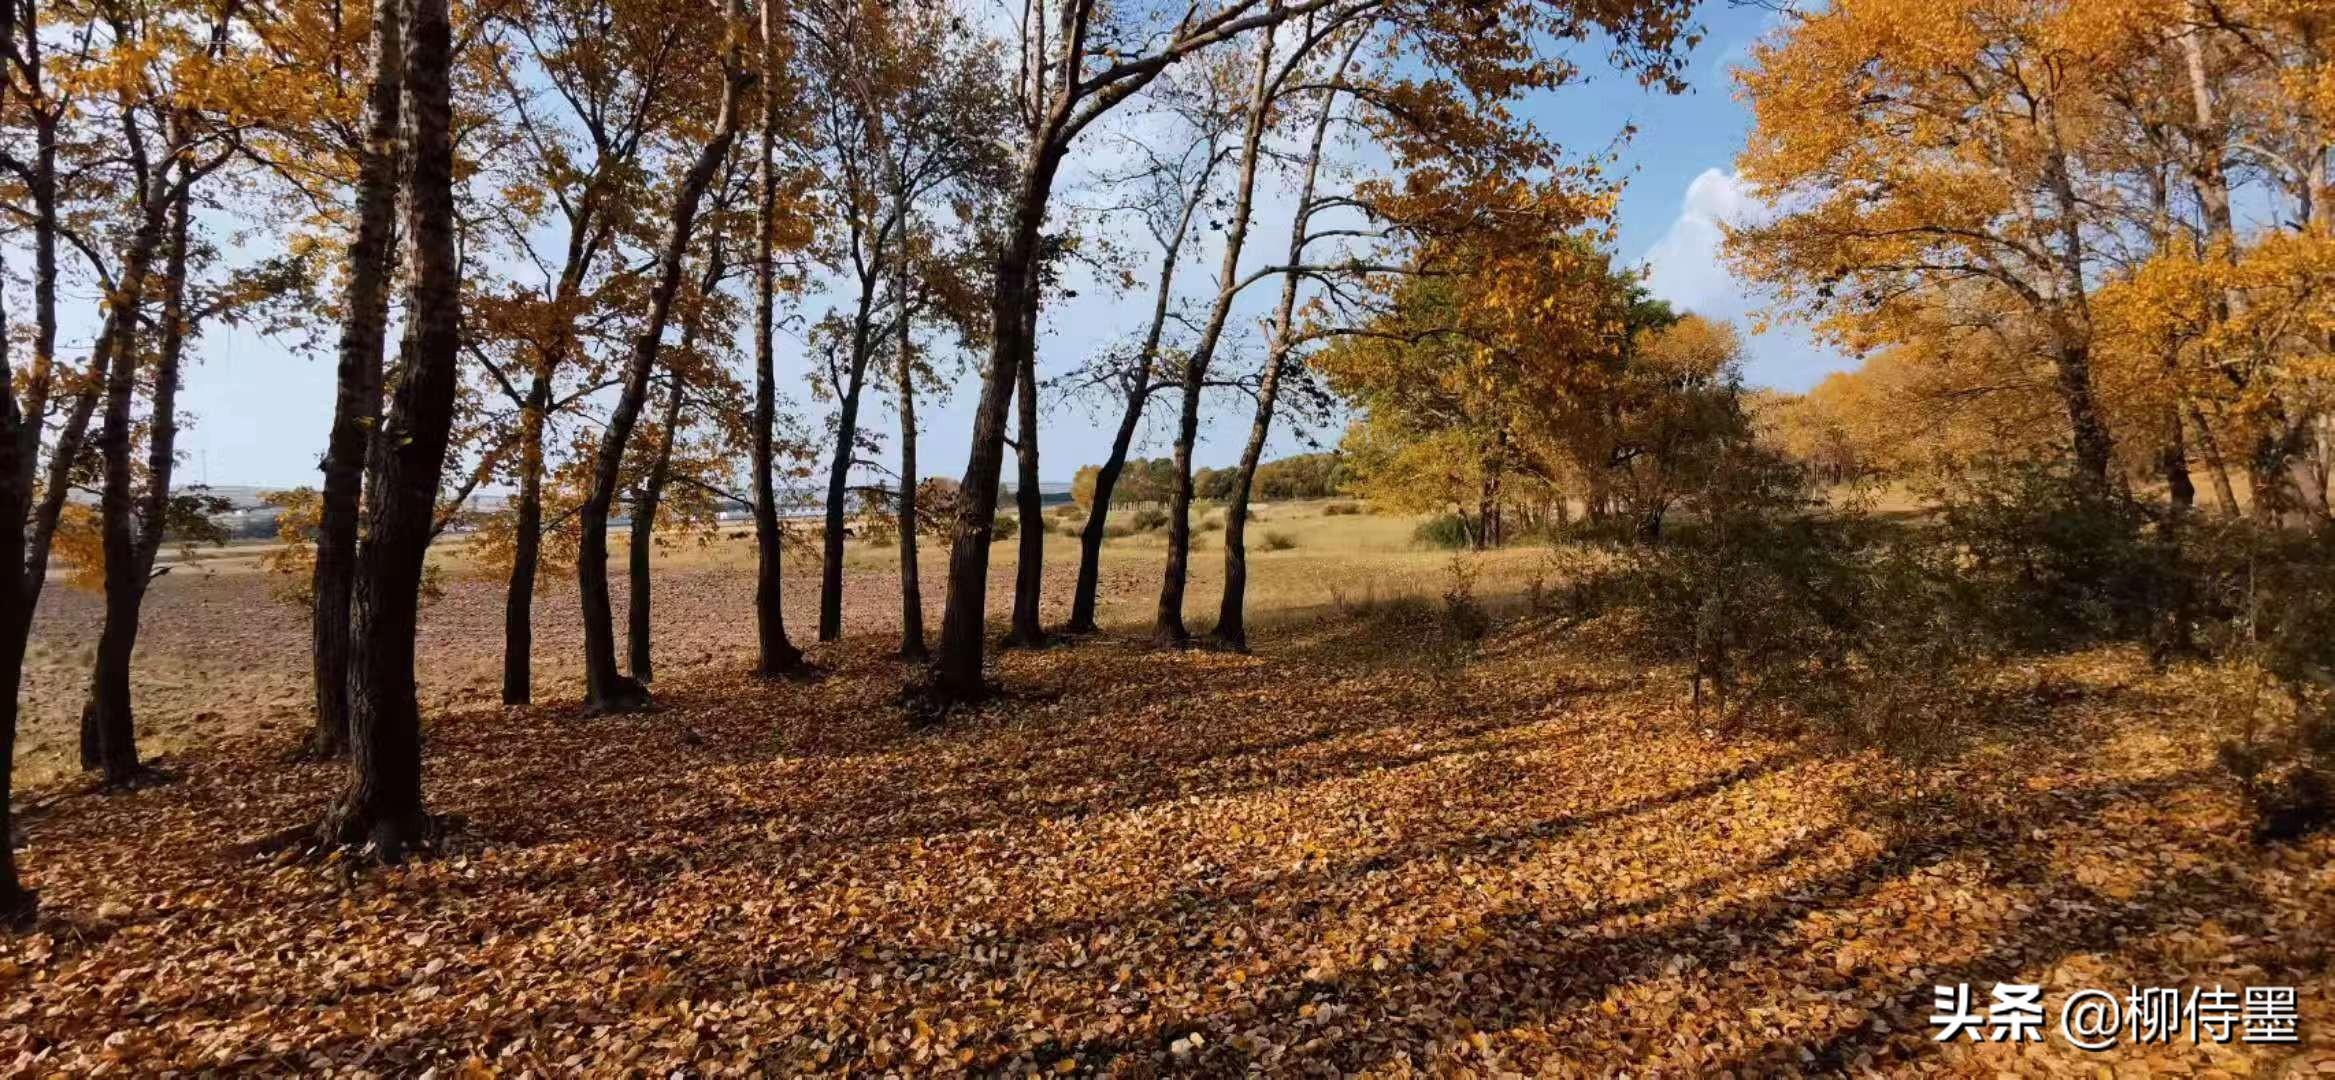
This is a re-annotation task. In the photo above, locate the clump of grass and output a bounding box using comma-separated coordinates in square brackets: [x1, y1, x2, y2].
[1104, 521, 1136, 539]
[1260, 530, 1297, 551]
[991, 515, 1019, 543]
[1198, 514, 1224, 533]
[1323, 502, 1361, 516]
[1129, 507, 1169, 532]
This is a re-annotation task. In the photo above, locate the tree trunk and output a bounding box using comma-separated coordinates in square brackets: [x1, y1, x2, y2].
[2188, 403, 2242, 517]
[752, 2, 802, 677]
[1155, 38, 1276, 646]
[1154, 374, 1203, 646]
[84, 175, 192, 787]
[819, 313, 872, 644]
[930, 145, 1058, 700]
[2163, 404, 2195, 511]
[1, 0, 48, 921]
[501, 378, 546, 704]
[0, 296, 27, 917]
[895, 276, 926, 661]
[310, 0, 403, 757]
[1208, 51, 1350, 652]
[1068, 394, 1143, 635]
[322, 0, 458, 860]
[628, 374, 686, 682]
[1007, 315, 1047, 646]
[1068, 167, 1203, 633]
[577, 29, 746, 712]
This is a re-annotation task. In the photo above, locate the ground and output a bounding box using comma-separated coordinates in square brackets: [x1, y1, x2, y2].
[3, 503, 2332, 1075]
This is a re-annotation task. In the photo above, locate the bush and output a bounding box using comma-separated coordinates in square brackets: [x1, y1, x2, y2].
[1413, 514, 1471, 550]
[2195, 522, 2335, 840]
[992, 514, 1019, 543]
[1129, 506, 1169, 532]
[1440, 556, 1490, 645]
[1323, 502, 1362, 516]
[1931, 457, 2177, 651]
[1260, 530, 1297, 551]
[1104, 521, 1135, 539]
[1198, 514, 1224, 533]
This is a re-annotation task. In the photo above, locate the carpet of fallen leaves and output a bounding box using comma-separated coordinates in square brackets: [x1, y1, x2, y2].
[4, 610, 2333, 1076]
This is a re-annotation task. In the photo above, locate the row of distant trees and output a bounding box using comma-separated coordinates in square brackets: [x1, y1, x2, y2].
[1070, 453, 1347, 511]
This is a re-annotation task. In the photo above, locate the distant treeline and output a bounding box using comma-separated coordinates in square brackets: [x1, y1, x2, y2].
[1070, 453, 1346, 510]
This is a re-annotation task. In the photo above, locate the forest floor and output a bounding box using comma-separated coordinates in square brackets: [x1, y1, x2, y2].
[4, 504, 2333, 1074]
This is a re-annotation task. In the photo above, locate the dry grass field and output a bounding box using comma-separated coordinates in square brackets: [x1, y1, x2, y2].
[13, 501, 1551, 787]
[5, 501, 2332, 1074]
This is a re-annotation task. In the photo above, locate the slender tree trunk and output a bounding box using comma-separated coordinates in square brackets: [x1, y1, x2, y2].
[70, 115, 180, 773]
[1208, 51, 1350, 652]
[0, 317, 26, 915]
[501, 377, 546, 704]
[2188, 403, 2242, 517]
[1068, 393, 1144, 635]
[895, 276, 926, 661]
[2163, 405, 2195, 511]
[85, 176, 193, 786]
[819, 317, 872, 643]
[627, 237, 721, 682]
[1155, 38, 1276, 645]
[628, 375, 686, 682]
[1007, 330, 1046, 646]
[1068, 170, 1202, 633]
[310, 0, 403, 757]
[578, 32, 746, 712]
[752, 2, 801, 677]
[322, 0, 458, 860]
[1154, 372, 1203, 645]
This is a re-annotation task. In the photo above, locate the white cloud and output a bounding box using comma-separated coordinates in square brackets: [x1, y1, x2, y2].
[1634, 167, 1849, 392]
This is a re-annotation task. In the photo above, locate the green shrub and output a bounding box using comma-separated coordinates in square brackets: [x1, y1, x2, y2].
[1413, 514, 1471, 550]
[1260, 530, 1297, 551]
[1130, 506, 1169, 532]
[991, 514, 1019, 543]
[1931, 457, 2177, 651]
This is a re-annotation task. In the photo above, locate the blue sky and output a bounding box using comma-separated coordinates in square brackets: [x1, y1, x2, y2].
[171, 1, 1847, 492]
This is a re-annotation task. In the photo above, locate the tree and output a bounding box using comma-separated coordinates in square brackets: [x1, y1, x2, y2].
[924, 0, 1481, 700]
[76, 0, 258, 785]
[1729, 0, 2125, 487]
[464, 0, 710, 706]
[320, 0, 460, 859]
[750, 0, 808, 677]
[1061, 95, 1227, 634]
[1210, 31, 1365, 649]
[626, 221, 747, 682]
[306, 0, 404, 757]
[798, 0, 1010, 645]
[573, 0, 752, 714]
